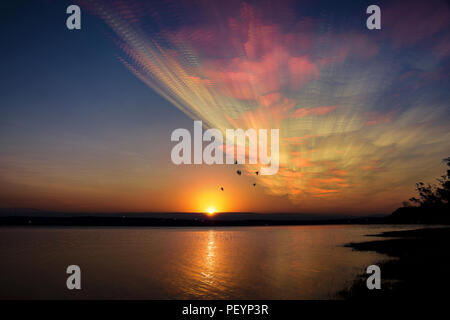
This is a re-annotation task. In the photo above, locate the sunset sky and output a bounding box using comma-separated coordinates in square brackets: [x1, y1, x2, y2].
[1, 0, 449, 214]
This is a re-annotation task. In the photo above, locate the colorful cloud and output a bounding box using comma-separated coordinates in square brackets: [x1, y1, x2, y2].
[83, 0, 450, 210]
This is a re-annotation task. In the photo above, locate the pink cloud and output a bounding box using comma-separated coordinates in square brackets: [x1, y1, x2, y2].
[288, 56, 319, 90]
[202, 46, 318, 101]
[162, 3, 321, 105]
[151, 2, 381, 122]
[258, 92, 283, 108]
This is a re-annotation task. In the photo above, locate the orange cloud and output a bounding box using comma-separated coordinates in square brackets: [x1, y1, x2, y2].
[309, 187, 339, 194]
[284, 135, 318, 146]
[291, 158, 313, 168]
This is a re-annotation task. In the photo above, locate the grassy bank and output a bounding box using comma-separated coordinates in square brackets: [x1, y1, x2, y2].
[341, 227, 450, 300]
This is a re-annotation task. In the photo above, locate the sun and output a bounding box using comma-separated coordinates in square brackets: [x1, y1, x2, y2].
[207, 207, 216, 215]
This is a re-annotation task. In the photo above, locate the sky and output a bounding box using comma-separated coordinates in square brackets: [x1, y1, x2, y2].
[0, 0, 449, 215]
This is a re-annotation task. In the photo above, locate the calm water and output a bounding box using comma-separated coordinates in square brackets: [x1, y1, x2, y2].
[0, 224, 419, 299]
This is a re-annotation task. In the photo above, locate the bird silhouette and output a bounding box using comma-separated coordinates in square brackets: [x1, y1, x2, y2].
[220, 187, 224, 191]
[255, 171, 259, 175]
[236, 170, 242, 175]
[253, 183, 256, 187]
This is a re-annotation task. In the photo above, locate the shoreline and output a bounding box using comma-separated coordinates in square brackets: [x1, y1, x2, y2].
[341, 227, 450, 299]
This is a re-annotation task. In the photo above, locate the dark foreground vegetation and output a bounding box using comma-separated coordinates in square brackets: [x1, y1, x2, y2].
[388, 156, 450, 224]
[342, 227, 450, 300]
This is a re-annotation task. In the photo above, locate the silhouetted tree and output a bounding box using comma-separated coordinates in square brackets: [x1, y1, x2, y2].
[407, 157, 450, 209]
[437, 157, 450, 204]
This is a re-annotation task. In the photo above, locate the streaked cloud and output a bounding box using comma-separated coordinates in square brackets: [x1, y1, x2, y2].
[83, 0, 450, 211]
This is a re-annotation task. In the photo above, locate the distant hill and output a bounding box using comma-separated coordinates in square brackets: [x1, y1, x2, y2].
[387, 206, 450, 224]
[2, 207, 448, 226]
[0, 208, 387, 226]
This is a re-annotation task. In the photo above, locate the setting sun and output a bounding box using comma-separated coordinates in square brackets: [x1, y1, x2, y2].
[207, 207, 216, 215]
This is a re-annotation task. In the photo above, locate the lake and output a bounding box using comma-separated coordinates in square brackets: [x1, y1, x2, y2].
[0, 224, 419, 299]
